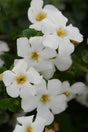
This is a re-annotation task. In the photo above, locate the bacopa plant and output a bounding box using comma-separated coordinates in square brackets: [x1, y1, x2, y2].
[0, 0, 88, 132]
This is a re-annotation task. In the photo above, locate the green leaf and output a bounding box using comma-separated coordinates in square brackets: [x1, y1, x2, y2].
[22, 28, 43, 39]
[0, 53, 15, 69]
[0, 67, 7, 74]
[0, 98, 22, 112]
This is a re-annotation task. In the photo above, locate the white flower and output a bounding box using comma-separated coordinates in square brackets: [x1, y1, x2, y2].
[17, 37, 56, 79]
[76, 87, 88, 107]
[22, 79, 67, 125]
[50, 54, 72, 71]
[28, 0, 67, 31]
[42, 16, 83, 51]
[17, 37, 73, 78]
[13, 115, 45, 132]
[0, 41, 9, 67]
[61, 81, 86, 101]
[3, 60, 42, 98]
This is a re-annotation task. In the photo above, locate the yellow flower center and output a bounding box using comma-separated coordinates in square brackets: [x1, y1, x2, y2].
[31, 52, 39, 62]
[40, 95, 51, 103]
[56, 27, 66, 38]
[25, 127, 33, 132]
[16, 75, 26, 85]
[36, 13, 46, 21]
[63, 92, 70, 98]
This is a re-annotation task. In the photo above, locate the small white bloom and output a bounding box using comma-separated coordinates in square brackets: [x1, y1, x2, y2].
[42, 17, 83, 51]
[13, 115, 45, 132]
[0, 41, 9, 67]
[50, 54, 72, 71]
[22, 79, 67, 125]
[28, 0, 67, 31]
[3, 60, 42, 98]
[76, 87, 88, 107]
[61, 81, 86, 101]
[17, 37, 73, 78]
[17, 37, 56, 79]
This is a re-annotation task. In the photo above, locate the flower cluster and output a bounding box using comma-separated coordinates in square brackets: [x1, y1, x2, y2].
[1, 0, 86, 132]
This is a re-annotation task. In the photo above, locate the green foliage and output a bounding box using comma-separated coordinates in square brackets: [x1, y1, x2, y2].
[0, 97, 22, 112]
[0, 53, 15, 69]
[0, 67, 7, 73]
[22, 28, 43, 39]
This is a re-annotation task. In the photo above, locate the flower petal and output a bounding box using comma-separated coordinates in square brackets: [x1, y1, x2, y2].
[43, 34, 59, 49]
[3, 70, 15, 86]
[0, 59, 4, 67]
[17, 116, 33, 126]
[58, 38, 75, 56]
[44, 4, 59, 13]
[62, 81, 70, 93]
[28, 0, 43, 23]
[28, 7, 38, 23]
[0, 41, 9, 52]
[6, 82, 19, 97]
[17, 37, 31, 57]
[30, 0, 43, 9]
[33, 117, 45, 132]
[30, 22, 43, 31]
[33, 79, 46, 93]
[27, 67, 42, 84]
[48, 79, 62, 95]
[40, 47, 57, 59]
[44, 6, 68, 26]
[71, 82, 86, 95]
[22, 96, 39, 112]
[54, 55, 72, 71]
[20, 84, 36, 98]
[12, 60, 28, 74]
[41, 66, 55, 79]
[41, 19, 56, 34]
[67, 24, 83, 42]
[35, 60, 54, 71]
[13, 125, 24, 132]
[37, 104, 54, 125]
[76, 88, 88, 107]
[49, 95, 67, 114]
[29, 36, 44, 52]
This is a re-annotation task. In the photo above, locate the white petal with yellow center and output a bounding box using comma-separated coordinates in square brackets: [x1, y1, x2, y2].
[36, 12, 46, 21]
[13, 115, 45, 132]
[25, 127, 33, 132]
[56, 27, 66, 38]
[31, 52, 39, 62]
[40, 94, 51, 103]
[16, 75, 26, 85]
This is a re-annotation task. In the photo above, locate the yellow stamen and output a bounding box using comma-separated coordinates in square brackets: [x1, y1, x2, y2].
[31, 52, 39, 62]
[56, 27, 66, 38]
[40, 95, 51, 103]
[16, 75, 26, 85]
[25, 127, 33, 132]
[63, 92, 70, 97]
[36, 13, 46, 21]
[0, 73, 3, 81]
